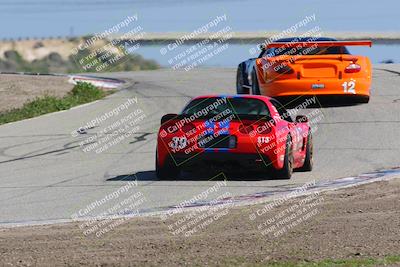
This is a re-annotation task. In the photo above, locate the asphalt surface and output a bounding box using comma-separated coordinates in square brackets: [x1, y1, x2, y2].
[0, 65, 399, 224]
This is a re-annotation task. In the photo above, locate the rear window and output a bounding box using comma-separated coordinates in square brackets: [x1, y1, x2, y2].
[182, 97, 270, 118]
[266, 45, 350, 57]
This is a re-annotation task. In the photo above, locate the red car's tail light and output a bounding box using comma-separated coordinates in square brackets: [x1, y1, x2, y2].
[345, 63, 361, 73]
[255, 119, 275, 134]
[182, 122, 196, 134]
[239, 123, 254, 134]
[256, 123, 272, 134]
[161, 121, 179, 134]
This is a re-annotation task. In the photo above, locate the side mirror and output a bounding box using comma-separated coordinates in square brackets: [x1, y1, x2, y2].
[295, 115, 308, 123]
[161, 113, 178, 124]
[258, 44, 266, 51]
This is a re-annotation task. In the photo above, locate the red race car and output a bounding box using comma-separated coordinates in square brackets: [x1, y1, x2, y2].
[156, 95, 313, 179]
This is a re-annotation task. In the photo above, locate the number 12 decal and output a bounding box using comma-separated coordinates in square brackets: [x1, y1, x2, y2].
[342, 79, 356, 94]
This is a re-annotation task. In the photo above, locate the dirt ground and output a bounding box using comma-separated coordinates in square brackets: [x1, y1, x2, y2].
[0, 74, 73, 112]
[0, 178, 399, 267]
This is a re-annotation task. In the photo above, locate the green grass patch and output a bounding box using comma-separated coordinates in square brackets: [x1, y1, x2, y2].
[222, 255, 400, 267]
[0, 82, 109, 125]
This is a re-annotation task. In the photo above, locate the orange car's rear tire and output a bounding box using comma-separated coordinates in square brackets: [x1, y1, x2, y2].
[251, 70, 261, 95]
[359, 96, 370, 103]
[236, 67, 249, 94]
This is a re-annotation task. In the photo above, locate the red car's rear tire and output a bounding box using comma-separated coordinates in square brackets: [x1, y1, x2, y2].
[274, 135, 293, 179]
[298, 131, 313, 172]
[156, 153, 180, 180]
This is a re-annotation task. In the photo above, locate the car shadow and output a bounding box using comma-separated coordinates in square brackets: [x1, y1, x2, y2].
[277, 96, 368, 109]
[106, 170, 282, 182]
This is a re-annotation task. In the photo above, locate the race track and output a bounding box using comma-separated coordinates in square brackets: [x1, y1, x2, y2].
[0, 65, 399, 225]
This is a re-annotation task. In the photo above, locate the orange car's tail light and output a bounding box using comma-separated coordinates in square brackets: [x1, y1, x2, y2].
[345, 63, 361, 73]
[273, 62, 294, 74]
[239, 123, 254, 134]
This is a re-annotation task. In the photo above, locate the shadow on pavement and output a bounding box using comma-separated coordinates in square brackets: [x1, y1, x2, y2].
[107, 170, 281, 182]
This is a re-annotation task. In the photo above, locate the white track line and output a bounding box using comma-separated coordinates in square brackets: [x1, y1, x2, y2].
[1, 167, 399, 228]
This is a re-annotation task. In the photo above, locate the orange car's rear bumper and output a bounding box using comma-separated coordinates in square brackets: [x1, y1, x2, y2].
[260, 78, 371, 98]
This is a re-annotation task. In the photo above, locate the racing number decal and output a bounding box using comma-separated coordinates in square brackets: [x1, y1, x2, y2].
[170, 136, 187, 149]
[342, 79, 356, 94]
[257, 136, 270, 144]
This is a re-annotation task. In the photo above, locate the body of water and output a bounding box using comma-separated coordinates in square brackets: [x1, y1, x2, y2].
[134, 43, 400, 68]
[2, 0, 399, 67]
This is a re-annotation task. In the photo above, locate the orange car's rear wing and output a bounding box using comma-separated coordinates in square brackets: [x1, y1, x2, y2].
[266, 40, 372, 48]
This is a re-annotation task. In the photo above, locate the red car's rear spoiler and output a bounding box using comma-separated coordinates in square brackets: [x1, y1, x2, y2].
[266, 40, 372, 48]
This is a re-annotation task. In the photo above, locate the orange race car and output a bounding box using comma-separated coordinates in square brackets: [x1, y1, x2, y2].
[236, 37, 372, 103]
